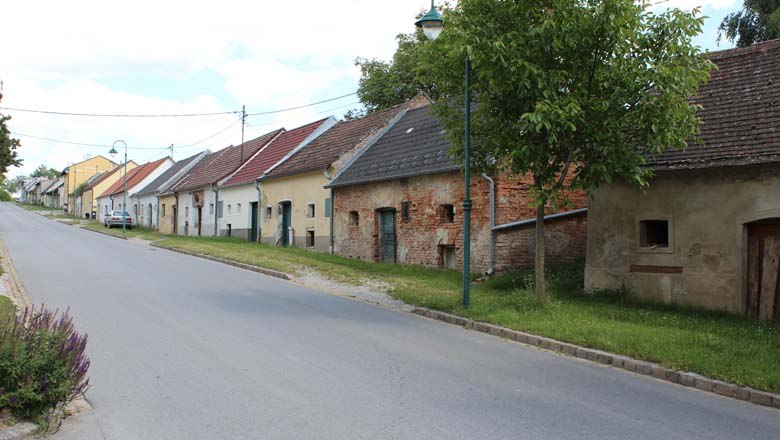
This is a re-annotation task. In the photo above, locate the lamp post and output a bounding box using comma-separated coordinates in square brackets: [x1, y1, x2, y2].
[108, 140, 128, 237]
[416, 1, 472, 307]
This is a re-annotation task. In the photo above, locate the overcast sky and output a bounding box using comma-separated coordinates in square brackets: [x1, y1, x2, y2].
[1, 0, 738, 179]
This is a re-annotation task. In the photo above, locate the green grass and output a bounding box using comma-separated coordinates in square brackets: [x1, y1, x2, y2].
[14, 202, 59, 212]
[82, 223, 162, 241]
[75, 226, 780, 393]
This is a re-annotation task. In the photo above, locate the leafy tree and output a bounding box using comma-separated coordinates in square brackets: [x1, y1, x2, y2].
[31, 164, 60, 179]
[719, 0, 780, 47]
[0, 93, 22, 179]
[421, 0, 712, 301]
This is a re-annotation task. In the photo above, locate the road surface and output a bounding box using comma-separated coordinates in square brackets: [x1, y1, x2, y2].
[1, 202, 778, 439]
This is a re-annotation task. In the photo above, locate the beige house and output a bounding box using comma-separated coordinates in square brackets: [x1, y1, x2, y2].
[63, 156, 116, 214]
[79, 162, 138, 219]
[585, 40, 780, 319]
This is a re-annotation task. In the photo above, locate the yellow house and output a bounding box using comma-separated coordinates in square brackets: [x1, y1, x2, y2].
[257, 105, 408, 251]
[79, 162, 137, 218]
[157, 193, 178, 234]
[63, 156, 116, 215]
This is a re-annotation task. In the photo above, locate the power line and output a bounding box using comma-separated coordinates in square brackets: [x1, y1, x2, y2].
[176, 118, 243, 148]
[245, 92, 357, 116]
[10, 131, 170, 150]
[0, 107, 237, 118]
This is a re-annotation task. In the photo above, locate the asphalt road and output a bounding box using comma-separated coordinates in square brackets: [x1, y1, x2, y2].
[1, 202, 778, 439]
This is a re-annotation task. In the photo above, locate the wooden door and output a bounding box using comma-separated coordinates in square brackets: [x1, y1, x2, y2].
[173, 206, 178, 234]
[281, 202, 292, 246]
[197, 207, 203, 236]
[379, 209, 397, 263]
[747, 223, 780, 321]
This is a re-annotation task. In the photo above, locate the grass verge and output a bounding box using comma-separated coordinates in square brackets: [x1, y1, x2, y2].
[81, 223, 161, 241]
[76, 226, 780, 393]
[14, 202, 59, 212]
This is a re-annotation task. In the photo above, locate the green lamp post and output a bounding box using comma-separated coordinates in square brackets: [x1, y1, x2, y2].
[415, 0, 472, 307]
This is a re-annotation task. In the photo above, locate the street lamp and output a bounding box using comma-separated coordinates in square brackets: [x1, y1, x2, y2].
[416, 0, 472, 307]
[109, 140, 128, 237]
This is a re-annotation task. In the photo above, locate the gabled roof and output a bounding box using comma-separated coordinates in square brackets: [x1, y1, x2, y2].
[37, 179, 56, 194]
[647, 39, 780, 171]
[83, 162, 134, 191]
[99, 158, 170, 198]
[327, 105, 459, 188]
[43, 179, 64, 194]
[222, 118, 335, 187]
[264, 105, 405, 180]
[134, 151, 206, 197]
[173, 129, 283, 192]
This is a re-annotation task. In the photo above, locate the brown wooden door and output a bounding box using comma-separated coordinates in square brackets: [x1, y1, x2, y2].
[747, 222, 780, 321]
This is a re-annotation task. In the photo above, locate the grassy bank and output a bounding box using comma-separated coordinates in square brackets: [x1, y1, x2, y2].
[81, 223, 162, 241]
[75, 224, 780, 393]
[14, 202, 59, 212]
[0, 296, 14, 321]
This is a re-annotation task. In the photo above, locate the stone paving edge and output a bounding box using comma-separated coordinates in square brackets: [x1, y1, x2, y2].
[411, 307, 780, 410]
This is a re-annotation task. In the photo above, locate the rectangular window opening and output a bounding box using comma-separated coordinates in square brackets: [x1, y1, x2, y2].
[349, 211, 359, 226]
[161, 204, 166, 217]
[639, 220, 669, 248]
[401, 201, 410, 222]
[306, 229, 315, 248]
[237, 203, 241, 214]
[307, 203, 315, 218]
[227, 204, 232, 215]
[209, 203, 214, 215]
[324, 198, 332, 218]
[440, 204, 455, 223]
[265, 206, 272, 220]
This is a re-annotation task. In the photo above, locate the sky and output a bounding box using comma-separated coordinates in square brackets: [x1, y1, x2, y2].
[1, 0, 740, 179]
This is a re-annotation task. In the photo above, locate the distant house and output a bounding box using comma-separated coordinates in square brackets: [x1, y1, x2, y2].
[95, 158, 173, 223]
[169, 130, 281, 237]
[326, 103, 588, 273]
[256, 105, 409, 251]
[131, 151, 208, 230]
[39, 178, 64, 209]
[219, 118, 336, 242]
[62, 156, 117, 215]
[79, 162, 138, 219]
[585, 40, 780, 319]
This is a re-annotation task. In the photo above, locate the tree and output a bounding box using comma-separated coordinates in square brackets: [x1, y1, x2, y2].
[31, 164, 60, 180]
[0, 93, 22, 179]
[719, 0, 780, 47]
[421, 0, 712, 301]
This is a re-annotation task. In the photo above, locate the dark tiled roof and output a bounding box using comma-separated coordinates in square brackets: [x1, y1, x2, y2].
[265, 106, 404, 179]
[327, 105, 459, 188]
[647, 39, 780, 170]
[134, 152, 203, 196]
[100, 158, 170, 197]
[223, 118, 331, 187]
[174, 128, 283, 191]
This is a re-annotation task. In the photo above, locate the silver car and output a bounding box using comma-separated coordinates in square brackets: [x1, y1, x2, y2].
[104, 210, 133, 229]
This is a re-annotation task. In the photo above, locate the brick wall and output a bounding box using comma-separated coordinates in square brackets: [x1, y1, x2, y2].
[333, 170, 588, 273]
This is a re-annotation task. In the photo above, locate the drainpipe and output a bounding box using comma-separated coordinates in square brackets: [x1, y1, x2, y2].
[481, 173, 495, 275]
[324, 168, 334, 255]
[255, 180, 262, 242]
[211, 184, 219, 237]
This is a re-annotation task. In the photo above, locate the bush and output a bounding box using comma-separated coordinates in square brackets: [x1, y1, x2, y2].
[0, 306, 90, 428]
[0, 189, 11, 202]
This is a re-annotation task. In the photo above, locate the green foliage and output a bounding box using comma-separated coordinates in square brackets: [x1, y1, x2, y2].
[0, 94, 22, 179]
[719, 0, 780, 47]
[0, 188, 11, 202]
[71, 182, 89, 197]
[30, 165, 60, 180]
[423, 0, 712, 203]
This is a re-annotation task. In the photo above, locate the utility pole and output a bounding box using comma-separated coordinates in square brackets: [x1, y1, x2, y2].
[240, 105, 246, 163]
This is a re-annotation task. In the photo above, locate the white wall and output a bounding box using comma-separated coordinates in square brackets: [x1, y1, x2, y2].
[176, 187, 219, 237]
[218, 184, 258, 234]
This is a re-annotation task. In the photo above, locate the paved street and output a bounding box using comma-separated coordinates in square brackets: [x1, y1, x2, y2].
[0, 202, 778, 439]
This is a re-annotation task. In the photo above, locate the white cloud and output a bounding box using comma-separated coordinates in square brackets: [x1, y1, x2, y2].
[651, 0, 738, 11]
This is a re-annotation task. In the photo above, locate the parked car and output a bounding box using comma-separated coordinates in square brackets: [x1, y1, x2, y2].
[104, 210, 133, 229]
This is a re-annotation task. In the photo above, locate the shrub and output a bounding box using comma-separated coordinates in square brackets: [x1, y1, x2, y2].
[0, 306, 90, 428]
[0, 189, 11, 202]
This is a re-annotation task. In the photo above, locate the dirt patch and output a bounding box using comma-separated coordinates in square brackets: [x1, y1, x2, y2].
[294, 269, 411, 311]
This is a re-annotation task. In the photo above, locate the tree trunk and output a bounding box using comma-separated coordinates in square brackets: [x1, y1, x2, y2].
[535, 202, 547, 303]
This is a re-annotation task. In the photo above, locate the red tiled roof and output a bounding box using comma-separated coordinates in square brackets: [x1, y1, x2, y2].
[85, 162, 136, 191]
[265, 105, 404, 179]
[647, 39, 780, 170]
[173, 129, 283, 191]
[99, 158, 169, 197]
[222, 118, 331, 187]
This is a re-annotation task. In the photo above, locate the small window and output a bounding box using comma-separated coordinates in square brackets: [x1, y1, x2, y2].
[440, 204, 455, 223]
[237, 203, 241, 214]
[185, 206, 189, 218]
[227, 204, 232, 215]
[209, 203, 214, 215]
[307, 203, 315, 218]
[324, 198, 332, 218]
[265, 206, 272, 220]
[639, 220, 669, 248]
[401, 201, 410, 222]
[306, 229, 315, 248]
[227, 224, 232, 237]
[349, 211, 359, 226]
[162, 204, 166, 217]
[217, 201, 223, 218]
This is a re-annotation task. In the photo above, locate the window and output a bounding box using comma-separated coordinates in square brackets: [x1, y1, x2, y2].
[161, 204, 166, 217]
[237, 203, 241, 214]
[324, 198, 332, 218]
[639, 220, 670, 248]
[209, 204, 214, 215]
[217, 201, 223, 219]
[401, 201, 410, 222]
[307, 203, 315, 218]
[265, 206, 272, 220]
[306, 229, 315, 248]
[440, 204, 455, 223]
[349, 211, 359, 226]
[185, 207, 189, 218]
[227, 204, 232, 215]
[227, 224, 232, 237]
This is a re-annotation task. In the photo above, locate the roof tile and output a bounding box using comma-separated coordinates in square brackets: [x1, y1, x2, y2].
[99, 158, 169, 197]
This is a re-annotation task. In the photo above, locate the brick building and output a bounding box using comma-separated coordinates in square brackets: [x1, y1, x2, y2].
[327, 104, 588, 274]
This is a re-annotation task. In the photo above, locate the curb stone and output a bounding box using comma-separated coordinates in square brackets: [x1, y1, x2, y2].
[150, 243, 292, 281]
[0, 422, 37, 440]
[411, 307, 780, 410]
[0, 237, 33, 311]
[78, 225, 129, 240]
